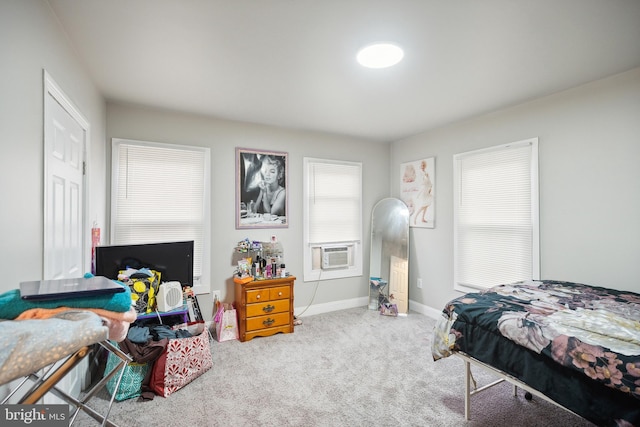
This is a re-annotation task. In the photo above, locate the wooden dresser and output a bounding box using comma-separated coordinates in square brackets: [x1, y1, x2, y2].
[234, 276, 295, 342]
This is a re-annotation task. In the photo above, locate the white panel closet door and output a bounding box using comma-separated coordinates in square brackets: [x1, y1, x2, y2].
[44, 74, 86, 280]
[43, 71, 89, 403]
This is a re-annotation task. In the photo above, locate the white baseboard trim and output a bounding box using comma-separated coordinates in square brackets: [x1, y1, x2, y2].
[295, 297, 442, 320]
[295, 297, 369, 317]
[408, 300, 442, 320]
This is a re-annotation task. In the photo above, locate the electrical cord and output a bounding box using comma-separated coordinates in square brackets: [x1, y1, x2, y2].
[293, 269, 323, 318]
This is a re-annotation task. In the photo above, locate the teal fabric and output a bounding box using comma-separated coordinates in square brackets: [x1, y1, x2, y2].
[104, 344, 149, 401]
[0, 281, 132, 320]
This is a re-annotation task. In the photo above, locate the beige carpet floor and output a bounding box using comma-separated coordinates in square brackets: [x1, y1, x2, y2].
[72, 307, 595, 427]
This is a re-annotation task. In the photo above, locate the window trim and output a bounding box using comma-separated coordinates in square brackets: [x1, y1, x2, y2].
[110, 138, 211, 295]
[453, 138, 540, 293]
[303, 157, 363, 282]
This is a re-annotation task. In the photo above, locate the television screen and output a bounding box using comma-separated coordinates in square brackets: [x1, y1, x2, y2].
[96, 241, 194, 287]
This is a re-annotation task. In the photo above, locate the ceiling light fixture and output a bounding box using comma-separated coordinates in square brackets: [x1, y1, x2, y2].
[356, 43, 404, 69]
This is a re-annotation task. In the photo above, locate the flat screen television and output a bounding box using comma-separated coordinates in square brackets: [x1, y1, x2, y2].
[96, 240, 194, 287]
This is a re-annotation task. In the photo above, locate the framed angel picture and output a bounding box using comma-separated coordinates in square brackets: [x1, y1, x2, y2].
[400, 157, 435, 228]
[236, 147, 288, 229]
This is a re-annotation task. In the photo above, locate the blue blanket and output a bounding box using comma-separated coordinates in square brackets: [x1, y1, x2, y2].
[0, 282, 132, 319]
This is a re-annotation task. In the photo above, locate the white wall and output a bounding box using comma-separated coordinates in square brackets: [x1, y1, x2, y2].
[392, 67, 640, 316]
[106, 103, 390, 320]
[0, 0, 106, 292]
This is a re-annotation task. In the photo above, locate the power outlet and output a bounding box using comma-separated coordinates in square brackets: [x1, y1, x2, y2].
[212, 290, 221, 304]
[417, 278, 423, 289]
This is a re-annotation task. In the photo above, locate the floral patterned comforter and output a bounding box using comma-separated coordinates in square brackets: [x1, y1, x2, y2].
[432, 280, 640, 425]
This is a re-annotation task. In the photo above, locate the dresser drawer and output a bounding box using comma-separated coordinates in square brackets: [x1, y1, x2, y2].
[246, 299, 289, 318]
[270, 286, 290, 300]
[246, 312, 290, 332]
[246, 288, 270, 303]
[246, 285, 291, 303]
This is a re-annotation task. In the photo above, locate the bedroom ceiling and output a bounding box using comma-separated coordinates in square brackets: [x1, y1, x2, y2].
[46, 0, 640, 142]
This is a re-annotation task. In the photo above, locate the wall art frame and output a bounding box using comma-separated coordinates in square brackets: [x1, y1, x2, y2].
[236, 147, 289, 229]
[400, 157, 435, 228]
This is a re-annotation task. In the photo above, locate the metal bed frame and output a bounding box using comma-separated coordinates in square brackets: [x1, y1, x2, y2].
[455, 352, 583, 421]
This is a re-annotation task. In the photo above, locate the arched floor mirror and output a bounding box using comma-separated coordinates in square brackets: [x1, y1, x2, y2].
[369, 198, 410, 314]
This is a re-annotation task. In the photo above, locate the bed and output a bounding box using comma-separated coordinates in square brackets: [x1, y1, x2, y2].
[431, 280, 640, 426]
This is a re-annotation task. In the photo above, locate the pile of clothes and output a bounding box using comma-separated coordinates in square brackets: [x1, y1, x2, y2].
[114, 324, 186, 400]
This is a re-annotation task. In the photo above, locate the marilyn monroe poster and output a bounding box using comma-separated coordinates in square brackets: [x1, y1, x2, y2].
[236, 147, 288, 229]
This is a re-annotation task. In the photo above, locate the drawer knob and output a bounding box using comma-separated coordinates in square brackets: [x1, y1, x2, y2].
[263, 304, 275, 313]
[256, 294, 261, 299]
[278, 292, 283, 296]
[263, 318, 275, 327]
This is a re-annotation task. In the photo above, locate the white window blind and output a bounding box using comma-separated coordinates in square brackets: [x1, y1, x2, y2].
[307, 160, 362, 243]
[304, 158, 363, 281]
[111, 139, 210, 286]
[453, 138, 539, 292]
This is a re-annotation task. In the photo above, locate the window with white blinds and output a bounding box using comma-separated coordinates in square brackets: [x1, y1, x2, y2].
[303, 158, 362, 281]
[453, 138, 539, 292]
[111, 138, 210, 291]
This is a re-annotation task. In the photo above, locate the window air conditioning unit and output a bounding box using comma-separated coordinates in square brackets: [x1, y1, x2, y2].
[157, 281, 183, 312]
[321, 245, 350, 269]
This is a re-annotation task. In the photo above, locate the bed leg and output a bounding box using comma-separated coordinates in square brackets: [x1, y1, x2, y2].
[464, 360, 471, 420]
[513, 384, 518, 396]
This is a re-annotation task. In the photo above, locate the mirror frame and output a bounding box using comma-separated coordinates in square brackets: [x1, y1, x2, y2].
[369, 198, 410, 314]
